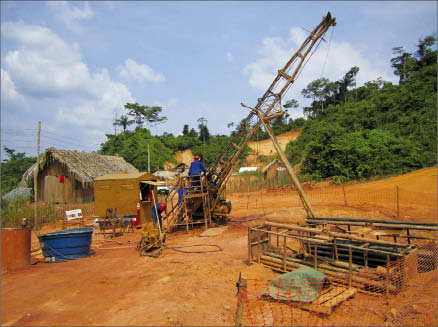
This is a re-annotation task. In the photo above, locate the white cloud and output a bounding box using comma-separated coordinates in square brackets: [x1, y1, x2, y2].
[243, 26, 398, 106]
[47, 1, 93, 32]
[226, 51, 233, 63]
[1, 69, 23, 102]
[2, 21, 90, 98]
[55, 68, 133, 129]
[1, 21, 134, 139]
[117, 58, 165, 83]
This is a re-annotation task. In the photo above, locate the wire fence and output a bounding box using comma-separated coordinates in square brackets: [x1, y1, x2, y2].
[237, 239, 437, 326]
[226, 176, 437, 220]
[1, 202, 95, 228]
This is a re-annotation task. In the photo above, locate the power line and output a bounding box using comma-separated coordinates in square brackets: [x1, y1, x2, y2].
[40, 134, 98, 149]
[0, 128, 37, 132]
[1, 139, 36, 143]
[2, 131, 37, 137]
[41, 130, 101, 145]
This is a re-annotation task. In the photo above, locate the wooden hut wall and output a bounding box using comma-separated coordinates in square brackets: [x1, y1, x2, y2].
[73, 179, 94, 203]
[265, 161, 285, 180]
[37, 160, 93, 203]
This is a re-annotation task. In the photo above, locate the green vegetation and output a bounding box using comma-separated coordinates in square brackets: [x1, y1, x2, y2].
[99, 128, 175, 172]
[1, 147, 35, 195]
[285, 35, 437, 182]
[100, 116, 242, 169]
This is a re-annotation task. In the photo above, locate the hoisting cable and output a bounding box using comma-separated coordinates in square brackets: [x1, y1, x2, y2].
[320, 26, 335, 79]
[284, 26, 332, 96]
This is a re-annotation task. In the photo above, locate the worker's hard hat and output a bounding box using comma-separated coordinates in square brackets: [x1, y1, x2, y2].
[194, 155, 200, 160]
[159, 203, 165, 211]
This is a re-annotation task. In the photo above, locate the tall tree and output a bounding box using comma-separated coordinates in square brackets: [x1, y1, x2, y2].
[3, 147, 25, 161]
[125, 102, 146, 129]
[301, 78, 330, 117]
[283, 99, 299, 110]
[143, 106, 167, 128]
[391, 46, 415, 83]
[188, 128, 198, 138]
[124, 103, 167, 130]
[338, 66, 359, 103]
[182, 124, 189, 136]
[197, 117, 210, 143]
[415, 35, 436, 67]
[113, 115, 134, 133]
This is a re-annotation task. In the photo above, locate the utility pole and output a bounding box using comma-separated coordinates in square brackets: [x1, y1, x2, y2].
[34, 121, 41, 230]
[148, 144, 150, 173]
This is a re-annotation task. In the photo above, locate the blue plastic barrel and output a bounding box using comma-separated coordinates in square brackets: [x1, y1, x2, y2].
[38, 227, 93, 263]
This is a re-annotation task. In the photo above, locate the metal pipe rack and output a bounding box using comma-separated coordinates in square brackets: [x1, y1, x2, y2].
[248, 221, 419, 296]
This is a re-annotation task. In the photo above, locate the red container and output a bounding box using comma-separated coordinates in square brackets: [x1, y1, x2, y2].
[1, 228, 31, 272]
[132, 202, 141, 227]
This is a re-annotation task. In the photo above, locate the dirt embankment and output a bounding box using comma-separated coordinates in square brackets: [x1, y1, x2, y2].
[164, 149, 194, 170]
[247, 129, 301, 157]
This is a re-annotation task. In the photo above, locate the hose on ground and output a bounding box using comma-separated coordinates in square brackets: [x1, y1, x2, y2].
[163, 243, 223, 253]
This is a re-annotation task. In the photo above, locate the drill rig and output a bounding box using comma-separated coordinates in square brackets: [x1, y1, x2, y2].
[163, 12, 336, 231]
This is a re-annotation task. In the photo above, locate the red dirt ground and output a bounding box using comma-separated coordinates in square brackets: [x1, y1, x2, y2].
[2, 167, 437, 326]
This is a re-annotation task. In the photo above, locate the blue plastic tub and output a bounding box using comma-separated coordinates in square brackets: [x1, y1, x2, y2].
[38, 227, 93, 263]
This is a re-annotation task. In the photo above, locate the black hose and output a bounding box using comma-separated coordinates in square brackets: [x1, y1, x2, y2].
[163, 243, 223, 253]
[230, 217, 262, 223]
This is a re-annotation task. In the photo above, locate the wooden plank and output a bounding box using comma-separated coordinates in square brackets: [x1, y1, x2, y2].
[323, 287, 357, 308]
[316, 287, 346, 305]
[299, 287, 357, 315]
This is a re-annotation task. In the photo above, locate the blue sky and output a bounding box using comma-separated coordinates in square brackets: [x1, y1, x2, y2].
[1, 1, 436, 158]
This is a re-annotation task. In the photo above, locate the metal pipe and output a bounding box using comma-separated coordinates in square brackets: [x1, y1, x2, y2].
[250, 226, 405, 257]
[307, 217, 437, 227]
[265, 222, 408, 248]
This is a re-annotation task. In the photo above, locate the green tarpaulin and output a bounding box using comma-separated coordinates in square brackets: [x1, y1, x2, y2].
[261, 267, 328, 303]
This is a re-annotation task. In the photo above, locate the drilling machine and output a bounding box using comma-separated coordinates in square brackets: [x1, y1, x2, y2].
[163, 12, 336, 231]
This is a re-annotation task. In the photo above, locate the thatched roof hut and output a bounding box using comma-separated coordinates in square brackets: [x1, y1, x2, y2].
[20, 147, 138, 203]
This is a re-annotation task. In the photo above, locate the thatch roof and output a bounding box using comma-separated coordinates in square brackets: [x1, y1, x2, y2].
[20, 148, 138, 187]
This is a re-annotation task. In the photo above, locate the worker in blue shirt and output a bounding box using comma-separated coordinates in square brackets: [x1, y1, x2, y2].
[177, 180, 189, 205]
[188, 155, 207, 188]
[151, 202, 166, 227]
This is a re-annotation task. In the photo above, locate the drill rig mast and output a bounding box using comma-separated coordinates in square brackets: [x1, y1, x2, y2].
[165, 12, 336, 229]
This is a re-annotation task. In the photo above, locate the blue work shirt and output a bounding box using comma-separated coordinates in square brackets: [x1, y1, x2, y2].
[188, 160, 207, 176]
[177, 187, 189, 204]
[151, 202, 165, 225]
